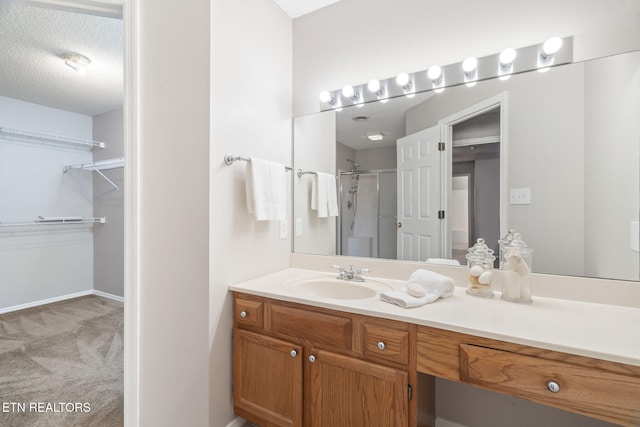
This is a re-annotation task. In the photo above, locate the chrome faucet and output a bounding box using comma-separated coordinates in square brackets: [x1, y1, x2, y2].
[332, 265, 369, 282]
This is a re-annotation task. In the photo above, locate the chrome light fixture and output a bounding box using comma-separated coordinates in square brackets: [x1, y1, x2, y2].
[319, 37, 572, 111]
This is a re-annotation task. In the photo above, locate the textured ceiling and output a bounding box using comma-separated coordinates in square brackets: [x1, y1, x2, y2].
[0, 4, 123, 117]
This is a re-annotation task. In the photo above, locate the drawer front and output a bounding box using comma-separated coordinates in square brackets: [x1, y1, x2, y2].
[269, 304, 352, 351]
[362, 322, 409, 365]
[460, 344, 640, 426]
[234, 298, 264, 329]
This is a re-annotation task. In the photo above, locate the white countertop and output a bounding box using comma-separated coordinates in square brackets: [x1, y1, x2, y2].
[229, 268, 640, 367]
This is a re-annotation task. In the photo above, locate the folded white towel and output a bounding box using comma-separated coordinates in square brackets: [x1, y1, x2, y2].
[311, 172, 338, 218]
[380, 269, 455, 308]
[245, 158, 287, 221]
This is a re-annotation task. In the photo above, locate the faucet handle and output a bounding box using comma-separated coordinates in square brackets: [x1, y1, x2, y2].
[331, 264, 345, 271]
[357, 268, 370, 274]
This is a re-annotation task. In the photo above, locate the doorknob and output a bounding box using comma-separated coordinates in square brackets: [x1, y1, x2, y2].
[395, 222, 402, 228]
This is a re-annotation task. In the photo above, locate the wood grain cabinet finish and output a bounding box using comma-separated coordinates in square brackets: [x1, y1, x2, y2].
[308, 349, 409, 427]
[417, 325, 640, 427]
[232, 293, 416, 427]
[233, 329, 303, 427]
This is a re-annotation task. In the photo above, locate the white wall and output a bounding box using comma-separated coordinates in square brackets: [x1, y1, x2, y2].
[209, 0, 293, 425]
[93, 107, 124, 297]
[138, 1, 210, 425]
[584, 51, 640, 281]
[0, 96, 94, 310]
[294, 111, 336, 255]
[405, 65, 585, 276]
[291, 1, 638, 426]
[293, 0, 640, 116]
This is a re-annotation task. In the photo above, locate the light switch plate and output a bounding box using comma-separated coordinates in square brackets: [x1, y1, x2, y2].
[295, 218, 303, 237]
[279, 219, 288, 239]
[509, 187, 531, 205]
[632, 221, 639, 252]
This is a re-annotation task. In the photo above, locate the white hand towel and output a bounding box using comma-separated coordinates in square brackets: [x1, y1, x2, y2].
[380, 269, 454, 308]
[311, 173, 338, 218]
[245, 158, 287, 221]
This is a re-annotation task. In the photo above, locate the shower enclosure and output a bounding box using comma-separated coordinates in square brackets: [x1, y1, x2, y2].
[337, 169, 397, 259]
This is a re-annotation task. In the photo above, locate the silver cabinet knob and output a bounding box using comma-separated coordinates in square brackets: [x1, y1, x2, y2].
[239, 311, 247, 318]
[290, 349, 297, 358]
[308, 355, 316, 363]
[377, 342, 385, 350]
[546, 380, 560, 393]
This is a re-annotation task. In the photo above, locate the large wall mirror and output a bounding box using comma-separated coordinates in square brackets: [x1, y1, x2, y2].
[293, 50, 640, 282]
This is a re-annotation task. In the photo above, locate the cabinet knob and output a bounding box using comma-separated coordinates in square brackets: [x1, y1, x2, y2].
[546, 380, 561, 393]
[239, 311, 247, 318]
[308, 355, 316, 363]
[290, 349, 297, 358]
[377, 341, 385, 350]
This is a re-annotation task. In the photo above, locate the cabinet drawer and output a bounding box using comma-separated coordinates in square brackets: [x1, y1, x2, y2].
[269, 304, 352, 351]
[460, 344, 640, 426]
[234, 298, 264, 329]
[362, 322, 409, 365]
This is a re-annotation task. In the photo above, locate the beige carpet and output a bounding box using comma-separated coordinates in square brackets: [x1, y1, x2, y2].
[0, 295, 123, 426]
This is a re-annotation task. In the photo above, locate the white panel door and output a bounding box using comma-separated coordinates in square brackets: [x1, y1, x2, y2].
[396, 126, 441, 261]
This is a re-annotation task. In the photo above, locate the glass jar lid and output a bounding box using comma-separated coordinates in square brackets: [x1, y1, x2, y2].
[465, 238, 496, 263]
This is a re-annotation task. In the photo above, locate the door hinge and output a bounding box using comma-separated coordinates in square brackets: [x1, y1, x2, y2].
[408, 384, 413, 401]
[438, 210, 445, 219]
[438, 142, 445, 151]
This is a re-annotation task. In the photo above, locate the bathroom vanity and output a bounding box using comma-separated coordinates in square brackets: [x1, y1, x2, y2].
[230, 268, 640, 427]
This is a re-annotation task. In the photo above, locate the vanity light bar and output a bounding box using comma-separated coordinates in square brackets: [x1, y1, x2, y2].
[319, 36, 573, 111]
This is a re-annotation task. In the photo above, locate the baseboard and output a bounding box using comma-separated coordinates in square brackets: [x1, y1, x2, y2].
[0, 290, 93, 314]
[225, 417, 247, 427]
[92, 289, 124, 302]
[0, 289, 124, 314]
[436, 418, 468, 427]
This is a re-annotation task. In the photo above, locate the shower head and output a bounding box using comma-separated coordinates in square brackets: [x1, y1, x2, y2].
[346, 158, 360, 171]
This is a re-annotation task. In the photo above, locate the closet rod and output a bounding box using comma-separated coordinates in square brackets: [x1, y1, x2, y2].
[224, 153, 293, 171]
[0, 126, 105, 149]
[0, 217, 106, 227]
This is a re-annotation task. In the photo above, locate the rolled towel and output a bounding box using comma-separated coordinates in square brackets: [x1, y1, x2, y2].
[407, 269, 454, 299]
[380, 269, 455, 308]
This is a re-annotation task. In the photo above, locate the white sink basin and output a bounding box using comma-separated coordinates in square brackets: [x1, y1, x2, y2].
[290, 277, 388, 300]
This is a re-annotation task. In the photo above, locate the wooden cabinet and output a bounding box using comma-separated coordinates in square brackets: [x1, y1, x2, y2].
[232, 293, 418, 427]
[233, 329, 303, 427]
[417, 326, 640, 427]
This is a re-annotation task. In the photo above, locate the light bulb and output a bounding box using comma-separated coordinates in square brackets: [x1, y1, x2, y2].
[462, 57, 477, 74]
[396, 72, 410, 87]
[427, 65, 442, 81]
[368, 79, 380, 92]
[499, 48, 517, 65]
[342, 85, 355, 98]
[319, 91, 332, 103]
[542, 37, 562, 56]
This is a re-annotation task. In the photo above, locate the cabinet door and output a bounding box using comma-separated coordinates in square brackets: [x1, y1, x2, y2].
[308, 349, 409, 427]
[234, 328, 303, 427]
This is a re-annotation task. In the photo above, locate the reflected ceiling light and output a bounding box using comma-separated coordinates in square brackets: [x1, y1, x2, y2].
[61, 53, 91, 75]
[367, 133, 383, 141]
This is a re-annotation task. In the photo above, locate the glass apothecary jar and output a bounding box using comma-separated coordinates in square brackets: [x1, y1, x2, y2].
[498, 229, 516, 269]
[501, 233, 533, 303]
[465, 238, 496, 298]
